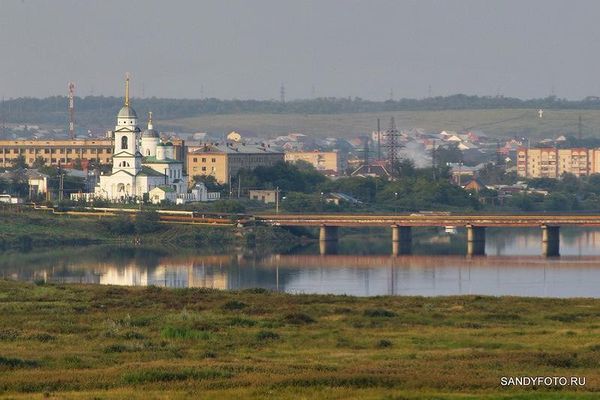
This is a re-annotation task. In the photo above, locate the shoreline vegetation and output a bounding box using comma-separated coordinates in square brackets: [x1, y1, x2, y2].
[0, 280, 598, 399]
[0, 209, 306, 253]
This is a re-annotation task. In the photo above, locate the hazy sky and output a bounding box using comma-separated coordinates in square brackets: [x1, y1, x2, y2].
[1, 0, 599, 100]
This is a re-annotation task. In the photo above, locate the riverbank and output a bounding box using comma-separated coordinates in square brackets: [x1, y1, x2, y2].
[0, 210, 304, 252]
[0, 280, 598, 399]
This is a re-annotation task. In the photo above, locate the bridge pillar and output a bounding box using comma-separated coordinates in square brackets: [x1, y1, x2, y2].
[541, 225, 560, 257]
[391, 225, 412, 255]
[319, 225, 338, 255]
[466, 225, 486, 256]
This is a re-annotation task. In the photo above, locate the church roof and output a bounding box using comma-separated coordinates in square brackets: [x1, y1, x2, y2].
[142, 128, 159, 138]
[138, 166, 165, 177]
[118, 105, 137, 119]
[143, 156, 181, 164]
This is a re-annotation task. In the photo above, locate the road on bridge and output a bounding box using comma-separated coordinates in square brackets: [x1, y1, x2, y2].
[255, 214, 600, 227]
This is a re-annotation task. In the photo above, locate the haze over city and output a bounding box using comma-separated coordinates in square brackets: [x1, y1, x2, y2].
[2, 0, 600, 100]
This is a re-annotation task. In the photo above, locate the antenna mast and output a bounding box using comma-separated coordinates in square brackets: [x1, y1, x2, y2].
[68, 82, 75, 139]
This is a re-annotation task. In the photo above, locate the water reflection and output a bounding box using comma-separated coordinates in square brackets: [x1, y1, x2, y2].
[0, 228, 600, 297]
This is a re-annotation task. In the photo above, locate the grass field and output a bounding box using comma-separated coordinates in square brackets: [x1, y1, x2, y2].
[164, 109, 600, 139]
[0, 280, 598, 399]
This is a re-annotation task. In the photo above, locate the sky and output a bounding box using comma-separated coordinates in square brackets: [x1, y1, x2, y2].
[1, 0, 600, 100]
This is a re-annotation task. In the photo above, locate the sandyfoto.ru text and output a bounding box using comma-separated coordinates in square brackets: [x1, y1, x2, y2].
[501, 376, 586, 387]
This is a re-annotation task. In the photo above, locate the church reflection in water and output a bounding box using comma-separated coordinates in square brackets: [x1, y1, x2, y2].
[2, 249, 600, 298]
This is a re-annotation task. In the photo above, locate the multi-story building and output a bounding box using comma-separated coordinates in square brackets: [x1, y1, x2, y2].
[284, 150, 346, 175]
[187, 143, 284, 184]
[517, 147, 600, 178]
[0, 138, 113, 168]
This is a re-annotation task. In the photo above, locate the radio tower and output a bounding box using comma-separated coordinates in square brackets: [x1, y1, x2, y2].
[383, 117, 401, 170]
[280, 83, 285, 104]
[68, 82, 75, 139]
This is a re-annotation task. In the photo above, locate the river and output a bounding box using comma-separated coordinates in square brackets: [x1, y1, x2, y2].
[1, 227, 600, 297]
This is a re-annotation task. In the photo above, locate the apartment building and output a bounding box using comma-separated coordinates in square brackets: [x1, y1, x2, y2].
[284, 150, 346, 174]
[516, 147, 600, 178]
[0, 139, 113, 168]
[187, 143, 284, 184]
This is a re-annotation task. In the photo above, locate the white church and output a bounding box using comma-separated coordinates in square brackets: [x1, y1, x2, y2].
[93, 77, 187, 202]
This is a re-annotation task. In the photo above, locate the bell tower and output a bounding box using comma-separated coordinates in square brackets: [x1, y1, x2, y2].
[112, 74, 142, 175]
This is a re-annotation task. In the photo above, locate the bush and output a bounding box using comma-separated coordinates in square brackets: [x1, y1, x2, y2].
[256, 330, 280, 341]
[134, 210, 160, 234]
[100, 214, 135, 235]
[211, 200, 246, 214]
[282, 312, 316, 325]
[363, 309, 397, 318]
[377, 339, 393, 348]
[221, 300, 248, 311]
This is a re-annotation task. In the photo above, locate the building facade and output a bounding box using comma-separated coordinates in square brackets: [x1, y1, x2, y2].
[0, 138, 112, 168]
[187, 143, 284, 184]
[284, 151, 346, 174]
[516, 147, 600, 178]
[93, 78, 187, 201]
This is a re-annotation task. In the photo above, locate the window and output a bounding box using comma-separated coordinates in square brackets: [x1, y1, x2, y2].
[202, 158, 206, 162]
[193, 158, 197, 162]
[121, 136, 128, 150]
[202, 167, 206, 171]
[211, 158, 216, 162]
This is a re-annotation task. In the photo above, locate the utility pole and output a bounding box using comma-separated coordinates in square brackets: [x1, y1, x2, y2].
[59, 171, 64, 201]
[275, 186, 280, 214]
[68, 82, 75, 139]
[362, 136, 370, 166]
[377, 118, 381, 161]
[432, 139, 437, 181]
[1, 96, 4, 137]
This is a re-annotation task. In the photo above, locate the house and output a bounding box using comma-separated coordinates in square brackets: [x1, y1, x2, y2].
[175, 183, 221, 204]
[351, 163, 391, 178]
[0, 194, 23, 204]
[249, 189, 277, 204]
[463, 178, 486, 192]
[149, 186, 177, 204]
[324, 192, 362, 206]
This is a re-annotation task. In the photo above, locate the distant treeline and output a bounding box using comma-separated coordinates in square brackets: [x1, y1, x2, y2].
[4, 94, 600, 127]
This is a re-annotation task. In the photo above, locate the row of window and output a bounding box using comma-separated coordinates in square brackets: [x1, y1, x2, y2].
[192, 157, 217, 163]
[0, 148, 111, 154]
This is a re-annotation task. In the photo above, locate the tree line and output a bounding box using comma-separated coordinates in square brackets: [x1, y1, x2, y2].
[4, 94, 600, 127]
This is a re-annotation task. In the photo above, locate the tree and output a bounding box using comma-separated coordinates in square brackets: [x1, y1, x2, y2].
[73, 158, 83, 170]
[32, 156, 46, 169]
[192, 175, 223, 192]
[10, 155, 27, 170]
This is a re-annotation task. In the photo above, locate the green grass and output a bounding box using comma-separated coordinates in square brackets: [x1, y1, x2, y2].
[164, 109, 600, 139]
[0, 280, 598, 399]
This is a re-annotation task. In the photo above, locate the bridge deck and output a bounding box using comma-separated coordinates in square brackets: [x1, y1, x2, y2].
[256, 214, 600, 227]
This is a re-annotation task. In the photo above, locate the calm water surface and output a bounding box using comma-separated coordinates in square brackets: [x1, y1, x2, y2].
[2, 227, 600, 297]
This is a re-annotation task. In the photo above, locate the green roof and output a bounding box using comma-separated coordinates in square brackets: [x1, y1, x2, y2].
[138, 166, 165, 177]
[153, 185, 175, 193]
[143, 156, 181, 164]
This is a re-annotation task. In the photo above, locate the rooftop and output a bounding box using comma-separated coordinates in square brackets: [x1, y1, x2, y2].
[190, 143, 282, 155]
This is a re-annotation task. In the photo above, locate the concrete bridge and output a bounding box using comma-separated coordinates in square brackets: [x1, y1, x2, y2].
[255, 213, 600, 256]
